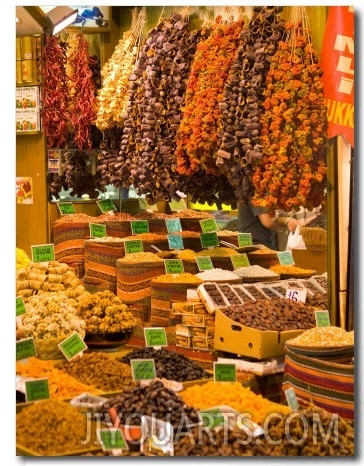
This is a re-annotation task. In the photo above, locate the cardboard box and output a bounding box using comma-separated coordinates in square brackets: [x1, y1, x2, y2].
[291, 249, 327, 274]
[193, 325, 215, 338]
[176, 334, 192, 348]
[172, 302, 206, 315]
[214, 309, 305, 360]
[182, 314, 214, 327]
[193, 336, 214, 350]
[175, 324, 192, 337]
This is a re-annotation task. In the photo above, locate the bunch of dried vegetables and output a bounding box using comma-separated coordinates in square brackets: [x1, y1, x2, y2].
[251, 9, 328, 212]
[175, 15, 244, 177]
[66, 34, 97, 149]
[95, 8, 146, 131]
[216, 7, 285, 204]
[109, 12, 212, 204]
[41, 36, 70, 148]
[61, 149, 99, 199]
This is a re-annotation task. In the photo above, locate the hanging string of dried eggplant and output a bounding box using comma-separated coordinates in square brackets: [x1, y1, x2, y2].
[65, 34, 97, 149]
[215, 6, 286, 205]
[95, 8, 146, 131]
[251, 7, 328, 212]
[41, 36, 70, 149]
[61, 149, 99, 199]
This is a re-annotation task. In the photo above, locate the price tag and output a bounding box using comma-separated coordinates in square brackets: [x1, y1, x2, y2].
[230, 253, 250, 269]
[16, 337, 37, 361]
[57, 202, 76, 215]
[16, 296, 26, 317]
[200, 218, 217, 233]
[164, 259, 184, 274]
[285, 287, 307, 303]
[200, 232, 219, 249]
[97, 428, 129, 453]
[58, 332, 87, 361]
[169, 198, 187, 211]
[130, 220, 149, 234]
[237, 233, 253, 247]
[199, 407, 225, 429]
[284, 387, 300, 411]
[165, 218, 182, 233]
[89, 223, 107, 238]
[196, 256, 214, 271]
[315, 310, 331, 327]
[124, 239, 143, 254]
[167, 234, 184, 250]
[131, 359, 156, 381]
[213, 362, 237, 382]
[144, 327, 168, 347]
[25, 378, 50, 402]
[97, 199, 116, 213]
[277, 251, 295, 266]
[31, 244, 55, 263]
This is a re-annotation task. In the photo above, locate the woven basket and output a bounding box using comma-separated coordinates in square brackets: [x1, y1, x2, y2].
[300, 227, 327, 251]
[283, 345, 354, 419]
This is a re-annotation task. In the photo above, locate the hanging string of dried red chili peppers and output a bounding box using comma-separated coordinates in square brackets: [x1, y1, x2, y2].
[67, 34, 97, 150]
[41, 36, 70, 148]
[251, 19, 328, 212]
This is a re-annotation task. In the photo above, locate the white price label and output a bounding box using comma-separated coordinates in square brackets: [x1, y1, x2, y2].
[285, 287, 307, 303]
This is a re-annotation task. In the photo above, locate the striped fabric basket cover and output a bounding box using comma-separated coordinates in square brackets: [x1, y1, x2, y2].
[282, 345, 354, 420]
[83, 239, 125, 294]
[103, 220, 133, 238]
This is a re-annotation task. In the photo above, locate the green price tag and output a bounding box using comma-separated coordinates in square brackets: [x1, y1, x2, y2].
[16, 337, 37, 361]
[199, 408, 225, 429]
[57, 202, 76, 215]
[231, 253, 250, 269]
[200, 232, 219, 249]
[200, 218, 217, 233]
[284, 387, 300, 411]
[238, 233, 253, 247]
[167, 234, 184, 250]
[315, 310, 331, 327]
[97, 428, 129, 452]
[277, 251, 295, 266]
[31, 244, 55, 263]
[16, 296, 26, 317]
[165, 218, 182, 233]
[214, 363, 237, 382]
[144, 327, 168, 347]
[89, 223, 107, 238]
[25, 378, 50, 402]
[164, 259, 184, 274]
[169, 199, 187, 211]
[130, 220, 149, 234]
[58, 332, 87, 361]
[196, 256, 214, 271]
[131, 359, 156, 381]
[124, 239, 143, 254]
[97, 199, 116, 213]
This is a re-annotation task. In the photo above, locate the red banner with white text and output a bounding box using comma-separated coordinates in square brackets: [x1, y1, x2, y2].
[320, 6, 354, 147]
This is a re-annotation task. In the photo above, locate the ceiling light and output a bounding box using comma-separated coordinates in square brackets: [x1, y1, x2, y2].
[45, 6, 78, 36]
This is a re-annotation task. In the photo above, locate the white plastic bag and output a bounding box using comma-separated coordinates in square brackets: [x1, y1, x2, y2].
[286, 226, 306, 251]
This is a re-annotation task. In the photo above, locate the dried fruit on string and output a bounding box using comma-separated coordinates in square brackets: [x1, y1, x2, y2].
[216, 7, 286, 204]
[175, 16, 244, 177]
[62, 149, 99, 199]
[95, 17, 142, 132]
[67, 34, 97, 149]
[251, 15, 328, 212]
[41, 36, 70, 148]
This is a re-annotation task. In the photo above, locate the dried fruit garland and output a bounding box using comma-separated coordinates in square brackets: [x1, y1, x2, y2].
[251, 23, 328, 212]
[41, 36, 70, 148]
[216, 7, 285, 204]
[175, 18, 244, 177]
[67, 34, 97, 149]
